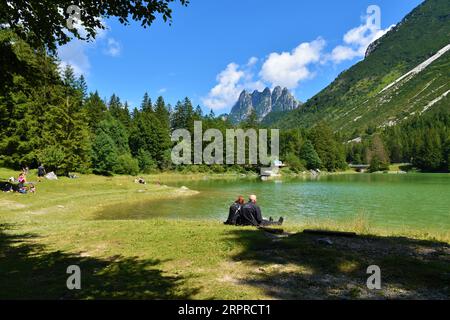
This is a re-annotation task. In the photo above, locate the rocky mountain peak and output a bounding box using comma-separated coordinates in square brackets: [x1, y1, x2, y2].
[229, 87, 301, 124]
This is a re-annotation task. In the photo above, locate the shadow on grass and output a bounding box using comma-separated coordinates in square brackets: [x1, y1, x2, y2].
[226, 229, 450, 299]
[0, 223, 199, 299]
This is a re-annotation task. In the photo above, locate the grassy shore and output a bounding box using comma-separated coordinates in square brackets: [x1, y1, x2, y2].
[0, 168, 449, 299]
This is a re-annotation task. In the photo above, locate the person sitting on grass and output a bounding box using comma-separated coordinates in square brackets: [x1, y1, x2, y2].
[18, 186, 27, 194]
[17, 173, 26, 189]
[240, 195, 283, 227]
[2, 183, 13, 193]
[135, 177, 146, 185]
[224, 196, 245, 225]
[29, 183, 36, 194]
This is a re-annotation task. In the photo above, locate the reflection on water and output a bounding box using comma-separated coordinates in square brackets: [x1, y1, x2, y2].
[95, 174, 450, 232]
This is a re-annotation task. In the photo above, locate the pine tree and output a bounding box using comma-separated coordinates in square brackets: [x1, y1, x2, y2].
[445, 136, 450, 171]
[153, 96, 172, 167]
[62, 65, 77, 92]
[0, 33, 86, 170]
[137, 148, 157, 173]
[129, 111, 160, 164]
[97, 114, 130, 154]
[171, 98, 194, 130]
[183, 97, 195, 131]
[131, 107, 140, 120]
[84, 91, 107, 132]
[92, 115, 137, 175]
[76, 75, 88, 101]
[413, 129, 443, 171]
[108, 94, 131, 129]
[91, 130, 119, 175]
[367, 135, 390, 172]
[309, 122, 346, 171]
[155, 96, 170, 129]
[194, 105, 203, 119]
[280, 129, 304, 161]
[141, 92, 153, 113]
[171, 101, 185, 130]
[300, 140, 322, 170]
[40, 85, 91, 175]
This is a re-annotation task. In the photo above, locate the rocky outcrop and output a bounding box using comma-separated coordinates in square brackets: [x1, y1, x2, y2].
[229, 86, 300, 123]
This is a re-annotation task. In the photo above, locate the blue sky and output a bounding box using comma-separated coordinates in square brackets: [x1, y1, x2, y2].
[58, 0, 423, 113]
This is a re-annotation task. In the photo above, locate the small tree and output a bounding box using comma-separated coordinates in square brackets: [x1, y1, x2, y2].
[285, 153, 305, 173]
[115, 154, 140, 176]
[367, 135, 390, 172]
[299, 140, 322, 170]
[137, 149, 157, 173]
[91, 132, 119, 175]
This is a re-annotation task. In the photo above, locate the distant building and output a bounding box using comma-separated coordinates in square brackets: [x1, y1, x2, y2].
[260, 160, 285, 177]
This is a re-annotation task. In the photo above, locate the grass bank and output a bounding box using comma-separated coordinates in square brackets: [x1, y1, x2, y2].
[0, 168, 448, 299]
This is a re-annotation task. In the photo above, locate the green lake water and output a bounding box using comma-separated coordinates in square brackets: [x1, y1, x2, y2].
[96, 174, 450, 233]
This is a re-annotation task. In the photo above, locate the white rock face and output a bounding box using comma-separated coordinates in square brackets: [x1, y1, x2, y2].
[421, 89, 450, 114]
[380, 43, 450, 93]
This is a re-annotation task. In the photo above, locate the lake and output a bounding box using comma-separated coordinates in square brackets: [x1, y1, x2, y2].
[96, 174, 450, 233]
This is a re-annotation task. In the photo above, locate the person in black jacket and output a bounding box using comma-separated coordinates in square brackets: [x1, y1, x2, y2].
[37, 164, 46, 182]
[240, 195, 283, 227]
[224, 196, 245, 225]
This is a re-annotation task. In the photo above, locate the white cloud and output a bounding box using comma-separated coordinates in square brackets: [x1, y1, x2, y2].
[202, 39, 325, 110]
[104, 38, 122, 57]
[247, 57, 258, 67]
[203, 6, 396, 112]
[330, 45, 360, 64]
[57, 20, 122, 76]
[202, 62, 266, 111]
[158, 88, 167, 94]
[202, 63, 245, 111]
[330, 16, 394, 63]
[260, 38, 326, 89]
[58, 40, 91, 76]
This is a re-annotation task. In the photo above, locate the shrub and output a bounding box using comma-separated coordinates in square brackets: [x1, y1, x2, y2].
[115, 154, 139, 175]
[285, 153, 306, 173]
[210, 164, 226, 173]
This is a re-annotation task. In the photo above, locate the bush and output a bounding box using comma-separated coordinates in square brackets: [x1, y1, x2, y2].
[369, 156, 389, 173]
[115, 154, 139, 175]
[284, 153, 306, 173]
[159, 149, 173, 171]
[210, 164, 226, 173]
[227, 165, 246, 174]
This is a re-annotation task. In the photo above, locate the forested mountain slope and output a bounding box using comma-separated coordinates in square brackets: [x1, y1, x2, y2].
[272, 0, 450, 139]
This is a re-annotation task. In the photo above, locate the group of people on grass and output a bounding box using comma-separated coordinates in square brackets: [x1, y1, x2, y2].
[2, 164, 46, 194]
[225, 195, 284, 227]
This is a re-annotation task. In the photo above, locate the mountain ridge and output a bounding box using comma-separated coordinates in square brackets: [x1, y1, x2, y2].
[228, 86, 301, 124]
[268, 0, 450, 138]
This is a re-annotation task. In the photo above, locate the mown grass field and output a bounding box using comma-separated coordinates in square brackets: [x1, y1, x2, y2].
[0, 168, 449, 299]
